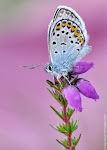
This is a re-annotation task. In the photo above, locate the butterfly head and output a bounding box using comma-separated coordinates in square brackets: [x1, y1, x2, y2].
[44, 63, 54, 74]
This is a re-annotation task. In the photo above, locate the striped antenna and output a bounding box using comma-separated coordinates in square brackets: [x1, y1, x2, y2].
[20, 64, 47, 69]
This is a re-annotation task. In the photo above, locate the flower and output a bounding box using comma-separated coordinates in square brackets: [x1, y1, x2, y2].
[76, 79, 99, 101]
[64, 86, 82, 112]
[63, 60, 99, 111]
[73, 61, 94, 74]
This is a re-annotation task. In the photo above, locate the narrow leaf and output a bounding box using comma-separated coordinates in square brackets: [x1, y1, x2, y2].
[47, 88, 60, 102]
[50, 106, 63, 120]
[46, 80, 58, 90]
[75, 134, 81, 146]
[50, 124, 58, 131]
[56, 139, 68, 148]
[60, 95, 67, 105]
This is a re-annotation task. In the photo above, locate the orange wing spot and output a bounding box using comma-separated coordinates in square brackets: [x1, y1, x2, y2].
[62, 23, 67, 27]
[71, 26, 77, 32]
[78, 37, 84, 45]
[67, 24, 72, 28]
[56, 26, 61, 30]
[74, 31, 81, 37]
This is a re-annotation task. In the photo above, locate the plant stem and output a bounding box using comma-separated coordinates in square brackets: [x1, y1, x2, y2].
[63, 105, 72, 150]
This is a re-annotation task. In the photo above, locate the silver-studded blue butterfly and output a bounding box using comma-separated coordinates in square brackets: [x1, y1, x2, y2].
[45, 6, 91, 78]
[21, 6, 91, 81]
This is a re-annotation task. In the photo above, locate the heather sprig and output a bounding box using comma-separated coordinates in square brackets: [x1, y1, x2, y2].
[47, 61, 99, 150]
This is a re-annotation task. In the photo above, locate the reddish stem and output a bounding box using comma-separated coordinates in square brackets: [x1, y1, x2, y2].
[63, 105, 72, 150]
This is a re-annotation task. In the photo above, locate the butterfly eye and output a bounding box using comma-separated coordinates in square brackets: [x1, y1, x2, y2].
[48, 65, 52, 71]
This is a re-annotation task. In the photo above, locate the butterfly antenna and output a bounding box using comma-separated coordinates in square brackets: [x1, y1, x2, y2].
[20, 64, 47, 69]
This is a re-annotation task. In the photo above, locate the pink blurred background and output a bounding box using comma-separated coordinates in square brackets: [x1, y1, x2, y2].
[0, 0, 107, 149]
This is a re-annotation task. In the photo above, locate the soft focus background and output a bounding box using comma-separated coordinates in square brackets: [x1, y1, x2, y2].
[0, 0, 107, 150]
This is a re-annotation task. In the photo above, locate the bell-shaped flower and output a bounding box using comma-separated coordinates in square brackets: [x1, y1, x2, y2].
[64, 85, 82, 112]
[73, 61, 94, 74]
[77, 79, 99, 101]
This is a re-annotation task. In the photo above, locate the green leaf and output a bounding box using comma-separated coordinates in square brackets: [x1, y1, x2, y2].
[61, 138, 68, 147]
[50, 123, 69, 134]
[72, 134, 81, 146]
[47, 88, 60, 102]
[61, 109, 64, 118]
[60, 95, 67, 105]
[46, 80, 58, 90]
[56, 139, 68, 148]
[66, 108, 75, 118]
[67, 122, 72, 134]
[73, 119, 79, 132]
[50, 124, 66, 134]
[50, 124, 58, 131]
[61, 81, 66, 87]
[50, 106, 63, 120]
[57, 124, 67, 133]
[70, 119, 79, 132]
[70, 120, 74, 132]
[75, 134, 81, 146]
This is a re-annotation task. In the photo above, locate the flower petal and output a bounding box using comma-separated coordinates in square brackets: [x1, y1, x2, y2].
[77, 79, 99, 100]
[64, 86, 82, 112]
[73, 61, 94, 74]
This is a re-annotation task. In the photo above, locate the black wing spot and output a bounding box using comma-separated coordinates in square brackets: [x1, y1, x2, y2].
[57, 34, 60, 37]
[62, 31, 65, 33]
[53, 41, 56, 45]
[57, 23, 60, 26]
[69, 36, 71, 38]
[77, 49, 80, 51]
[68, 22, 71, 25]
[62, 21, 66, 24]
[53, 32, 55, 36]
[55, 51, 58, 53]
[61, 43, 66, 45]
[75, 42, 79, 44]
[66, 32, 69, 35]
[71, 40, 73, 43]
[73, 25, 76, 28]
[74, 35, 78, 37]
[63, 50, 66, 53]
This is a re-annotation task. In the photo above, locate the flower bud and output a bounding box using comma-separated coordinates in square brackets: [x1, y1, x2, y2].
[77, 79, 99, 100]
[64, 86, 82, 112]
[73, 61, 94, 74]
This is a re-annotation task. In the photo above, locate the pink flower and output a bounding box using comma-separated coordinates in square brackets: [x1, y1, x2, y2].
[73, 61, 94, 74]
[64, 86, 82, 112]
[77, 79, 99, 101]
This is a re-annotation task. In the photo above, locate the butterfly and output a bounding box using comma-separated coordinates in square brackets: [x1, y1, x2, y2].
[21, 6, 91, 82]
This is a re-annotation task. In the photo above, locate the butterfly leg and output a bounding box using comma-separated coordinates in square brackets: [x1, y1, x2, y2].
[56, 74, 62, 86]
[63, 75, 71, 85]
[69, 75, 78, 84]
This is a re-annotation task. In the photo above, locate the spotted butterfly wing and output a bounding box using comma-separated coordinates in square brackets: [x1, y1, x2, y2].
[48, 6, 91, 72]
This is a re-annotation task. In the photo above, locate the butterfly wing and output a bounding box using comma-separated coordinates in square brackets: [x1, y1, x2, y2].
[48, 6, 91, 68]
